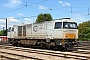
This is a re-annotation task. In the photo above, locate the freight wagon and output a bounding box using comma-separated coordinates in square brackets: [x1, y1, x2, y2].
[8, 18, 78, 50]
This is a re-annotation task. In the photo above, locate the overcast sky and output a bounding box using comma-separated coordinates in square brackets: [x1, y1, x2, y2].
[0, 0, 90, 30]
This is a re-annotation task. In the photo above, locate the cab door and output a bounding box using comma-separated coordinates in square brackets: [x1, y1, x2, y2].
[52, 22, 63, 39]
[10, 26, 18, 38]
[10, 27, 15, 38]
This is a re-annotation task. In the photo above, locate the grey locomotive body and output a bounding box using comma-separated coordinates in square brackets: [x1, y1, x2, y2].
[8, 18, 78, 50]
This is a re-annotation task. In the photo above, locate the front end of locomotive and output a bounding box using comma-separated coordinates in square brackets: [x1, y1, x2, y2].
[53, 18, 78, 50]
[61, 21, 78, 50]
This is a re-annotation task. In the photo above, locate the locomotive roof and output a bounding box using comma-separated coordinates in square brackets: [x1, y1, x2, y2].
[53, 18, 75, 22]
[11, 18, 76, 27]
[27, 18, 76, 25]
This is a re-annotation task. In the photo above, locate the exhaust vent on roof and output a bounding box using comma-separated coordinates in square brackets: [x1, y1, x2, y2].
[60, 18, 70, 20]
[63, 18, 70, 19]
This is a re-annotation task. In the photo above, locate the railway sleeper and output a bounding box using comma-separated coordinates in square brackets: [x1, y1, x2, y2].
[0, 55, 18, 60]
[0, 51, 43, 60]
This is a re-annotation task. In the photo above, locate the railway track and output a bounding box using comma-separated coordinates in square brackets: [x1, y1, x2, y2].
[0, 41, 90, 60]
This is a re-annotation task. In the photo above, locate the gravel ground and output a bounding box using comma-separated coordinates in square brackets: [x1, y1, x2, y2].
[0, 41, 8, 45]
[0, 41, 90, 60]
[0, 48, 78, 60]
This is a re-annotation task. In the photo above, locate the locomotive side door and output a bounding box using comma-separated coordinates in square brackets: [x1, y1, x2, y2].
[46, 21, 52, 38]
[52, 22, 63, 39]
[10, 26, 18, 38]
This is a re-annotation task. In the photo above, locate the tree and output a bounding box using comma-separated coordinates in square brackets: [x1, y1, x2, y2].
[0, 30, 3, 36]
[78, 21, 90, 40]
[36, 13, 52, 23]
[0, 30, 7, 36]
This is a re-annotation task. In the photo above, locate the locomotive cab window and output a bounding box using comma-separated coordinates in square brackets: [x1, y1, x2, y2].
[54, 22, 62, 29]
[12, 28, 14, 31]
[63, 22, 77, 29]
[8, 27, 11, 32]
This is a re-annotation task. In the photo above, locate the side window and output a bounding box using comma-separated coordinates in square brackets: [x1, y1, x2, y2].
[8, 27, 11, 32]
[54, 22, 62, 29]
[12, 28, 14, 31]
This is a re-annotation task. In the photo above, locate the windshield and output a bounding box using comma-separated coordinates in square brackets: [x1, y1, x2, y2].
[63, 22, 77, 29]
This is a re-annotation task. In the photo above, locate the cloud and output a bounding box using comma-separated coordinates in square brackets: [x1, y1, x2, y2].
[0, 19, 6, 29]
[7, 17, 19, 23]
[72, 14, 85, 25]
[39, 5, 47, 10]
[4, 0, 22, 8]
[7, 17, 20, 29]
[0, 17, 20, 30]
[22, 18, 34, 24]
[18, 13, 25, 16]
[64, 2, 71, 6]
[24, 18, 30, 21]
[0, 17, 19, 24]
[0, 19, 6, 24]
[0, 25, 4, 28]
[59, 1, 71, 6]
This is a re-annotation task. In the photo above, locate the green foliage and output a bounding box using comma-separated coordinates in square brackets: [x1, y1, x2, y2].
[0, 30, 3, 36]
[36, 13, 52, 23]
[0, 30, 7, 36]
[78, 21, 90, 40]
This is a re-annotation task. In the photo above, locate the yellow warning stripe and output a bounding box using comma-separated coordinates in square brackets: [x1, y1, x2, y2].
[75, 39, 78, 42]
[62, 39, 65, 44]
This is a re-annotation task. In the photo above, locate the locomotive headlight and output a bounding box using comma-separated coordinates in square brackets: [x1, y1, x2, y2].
[66, 36, 68, 39]
[72, 41, 74, 43]
[60, 43, 62, 45]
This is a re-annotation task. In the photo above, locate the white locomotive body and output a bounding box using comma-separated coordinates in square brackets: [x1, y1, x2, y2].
[8, 18, 78, 50]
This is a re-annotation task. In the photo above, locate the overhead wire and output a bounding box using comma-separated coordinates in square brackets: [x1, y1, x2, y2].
[25, 0, 90, 18]
[0, 0, 49, 27]
[22, 8, 89, 22]
[0, 6, 25, 15]
[0, 0, 89, 21]
[0, 0, 89, 17]
[0, 0, 48, 16]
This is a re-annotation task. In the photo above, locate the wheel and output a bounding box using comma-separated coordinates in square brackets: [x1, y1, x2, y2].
[12, 40, 18, 46]
[8, 38, 11, 44]
[46, 43, 50, 49]
[50, 42, 55, 49]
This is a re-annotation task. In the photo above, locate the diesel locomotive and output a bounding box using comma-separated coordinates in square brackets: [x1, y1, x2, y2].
[8, 18, 78, 50]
